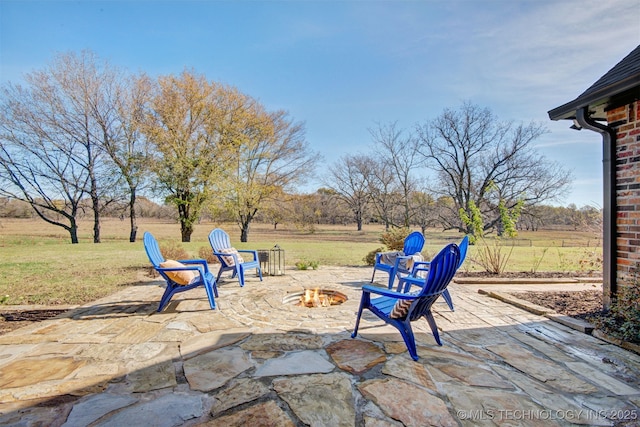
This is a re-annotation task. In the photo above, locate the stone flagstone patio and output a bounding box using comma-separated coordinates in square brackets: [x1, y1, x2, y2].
[0, 266, 638, 426]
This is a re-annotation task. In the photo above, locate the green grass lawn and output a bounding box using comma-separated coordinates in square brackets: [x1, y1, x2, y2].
[0, 218, 602, 306]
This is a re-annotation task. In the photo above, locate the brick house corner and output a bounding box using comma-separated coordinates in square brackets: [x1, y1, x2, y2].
[549, 45, 640, 310]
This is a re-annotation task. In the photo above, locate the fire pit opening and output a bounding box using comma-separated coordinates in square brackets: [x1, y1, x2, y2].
[282, 289, 348, 308]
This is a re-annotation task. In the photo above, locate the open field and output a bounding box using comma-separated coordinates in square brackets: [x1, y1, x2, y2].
[0, 218, 602, 306]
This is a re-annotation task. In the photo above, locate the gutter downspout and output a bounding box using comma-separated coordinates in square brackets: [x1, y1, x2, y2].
[575, 106, 616, 309]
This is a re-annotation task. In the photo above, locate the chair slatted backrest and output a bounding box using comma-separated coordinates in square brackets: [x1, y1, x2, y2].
[408, 243, 460, 321]
[209, 228, 231, 252]
[458, 235, 470, 269]
[144, 232, 164, 268]
[403, 231, 425, 256]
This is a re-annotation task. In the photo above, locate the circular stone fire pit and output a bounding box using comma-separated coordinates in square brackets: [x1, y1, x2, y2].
[282, 289, 348, 308]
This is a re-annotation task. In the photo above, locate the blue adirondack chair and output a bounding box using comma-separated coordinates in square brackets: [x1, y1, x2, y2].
[370, 231, 425, 289]
[399, 236, 469, 311]
[143, 232, 218, 312]
[353, 242, 460, 361]
[208, 228, 263, 287]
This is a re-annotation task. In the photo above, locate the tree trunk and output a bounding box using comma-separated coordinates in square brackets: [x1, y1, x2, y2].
[240, 210, 258, 242]
[70, 220, 79, 244]
[90, 174, 101, 243]
[128, 189, 138, 242]
[181, 224, 193, 242]
[93, 208, 101, 243]
[178, 202, 192, 242]
[87, 138, 101, 243]
[240, 217, 252, 242]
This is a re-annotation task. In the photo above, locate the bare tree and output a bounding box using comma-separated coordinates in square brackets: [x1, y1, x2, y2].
[365, 156, 400, 229]
[47, 51, 119, 243]
[0, 51, 119, 243]
[314, 188, 352, 225]
[324, 154, 372, 231]
[0, 126, 86, 243]
[370, 122, 425, 228]
[99, 73, 153, 242]
[410, 189, 440, 234]
[416, 102, 572, 235]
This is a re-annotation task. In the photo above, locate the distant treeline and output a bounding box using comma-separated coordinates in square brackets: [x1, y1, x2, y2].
[0, 196, 602, 233]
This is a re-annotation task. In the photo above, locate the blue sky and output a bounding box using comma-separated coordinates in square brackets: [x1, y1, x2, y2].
[1, 0, 639, 207]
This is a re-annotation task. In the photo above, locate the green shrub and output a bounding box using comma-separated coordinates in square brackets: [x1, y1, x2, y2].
[380, 228, 410, 251]
[472, 237, 514, 275]
[295, 259, 319, 270]
[554, 248, 572, 272]
[159, 241, 190, 261]
[577, 247, 603, 274]
[363, 247, 385, 266]
[461, 198, 521, 274]
[198, 246, 217, 263]
[531, 247, 549, 273]
[146, 241, 192, 277]
[592, 277, 640, 344]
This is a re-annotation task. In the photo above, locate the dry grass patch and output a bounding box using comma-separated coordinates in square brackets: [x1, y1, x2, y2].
[0, 218, 602, 306]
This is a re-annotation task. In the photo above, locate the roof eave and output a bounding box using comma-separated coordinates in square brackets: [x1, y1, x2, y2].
[548, 74, 640, 121]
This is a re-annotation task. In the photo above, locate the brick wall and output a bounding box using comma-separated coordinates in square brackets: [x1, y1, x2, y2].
[612, 99, 640, 288]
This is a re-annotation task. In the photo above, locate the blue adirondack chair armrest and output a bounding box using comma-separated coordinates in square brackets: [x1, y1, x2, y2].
[393, 255, 412, 265]
[393, 255, 416, 274]
[157, 264, 206, 283]
[374, 252, 409, 266]
[179, 259, 210, 274]
[396, 273, 428, 293]
[411, 261, 431, 273]
[361, 284, 418, 300]
[373, 252, 387, 265]
[236, 249, 259, 261]
[392, 260, 431, 290]
[212, 250, 241, 265]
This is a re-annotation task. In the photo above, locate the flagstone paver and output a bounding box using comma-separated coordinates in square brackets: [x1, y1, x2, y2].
[326, 339, 387, 374]
[359, 378, 458, 427]
[274, 372, 356, 427]
[0, 266, 638, 426]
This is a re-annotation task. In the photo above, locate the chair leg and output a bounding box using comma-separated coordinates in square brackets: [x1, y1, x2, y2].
[157, 286, 177, 312]
[216, 268, 224, 284]
[203, 282, 216, 310]
[423, 311, 442, 346]
[370, 268, 376, 283]
[212, 281, 219, 297]
[351, 292, 370, 338]
[387, 269, 396, 289]
[397, 321, 419, 361]
[237, 266, 244, 287]
[442, 289, 455, 311]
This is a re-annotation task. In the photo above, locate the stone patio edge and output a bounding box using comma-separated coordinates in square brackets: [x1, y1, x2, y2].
[479, 288, 640, 356]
